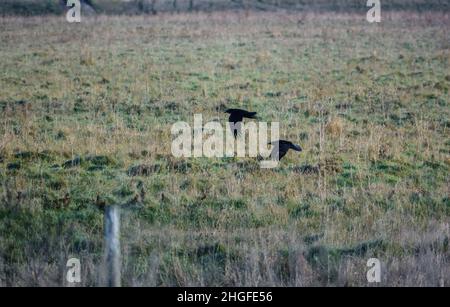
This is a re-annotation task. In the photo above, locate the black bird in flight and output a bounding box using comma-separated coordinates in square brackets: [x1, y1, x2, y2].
[225, 108, 257, 138]
[269, 140, 302, 161]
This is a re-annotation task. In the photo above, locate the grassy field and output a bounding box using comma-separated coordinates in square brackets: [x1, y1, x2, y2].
[0, 10, 449, 286]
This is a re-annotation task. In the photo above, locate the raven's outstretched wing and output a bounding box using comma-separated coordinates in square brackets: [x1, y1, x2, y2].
[225, 109, 257, 138]
[270, 140, 302, 161]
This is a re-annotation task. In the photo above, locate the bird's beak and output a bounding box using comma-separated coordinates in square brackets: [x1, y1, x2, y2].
[292, 144, 302, 152]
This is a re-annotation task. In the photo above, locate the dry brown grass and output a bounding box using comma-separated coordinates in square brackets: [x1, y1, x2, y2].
[325, 117, 344, 138]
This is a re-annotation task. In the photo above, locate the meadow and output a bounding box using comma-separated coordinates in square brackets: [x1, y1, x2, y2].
[0, 9, 449, 286]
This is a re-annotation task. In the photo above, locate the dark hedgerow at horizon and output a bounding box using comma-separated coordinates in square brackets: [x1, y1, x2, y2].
[1, 0, 450, 16]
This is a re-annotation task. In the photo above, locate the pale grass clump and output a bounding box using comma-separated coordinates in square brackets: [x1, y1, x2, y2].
[255, 50, 272, 65]
[325, 117, 344, 138]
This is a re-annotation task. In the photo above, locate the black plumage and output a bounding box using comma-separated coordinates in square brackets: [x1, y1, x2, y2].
[225, 108, 257, 138]
[269, 140, 302, 161]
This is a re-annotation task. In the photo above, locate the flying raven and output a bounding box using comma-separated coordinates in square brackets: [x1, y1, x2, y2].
[269, 140, 302, 161]
[225, 108, 257, 138]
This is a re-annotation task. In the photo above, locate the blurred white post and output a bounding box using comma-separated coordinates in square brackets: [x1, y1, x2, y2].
[104, 205, 121, 287]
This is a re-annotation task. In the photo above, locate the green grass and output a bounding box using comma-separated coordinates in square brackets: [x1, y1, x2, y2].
[0, 10, 449, 286]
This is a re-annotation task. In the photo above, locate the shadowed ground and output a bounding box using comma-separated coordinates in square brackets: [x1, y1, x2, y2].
[1, 0, 450, 16]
